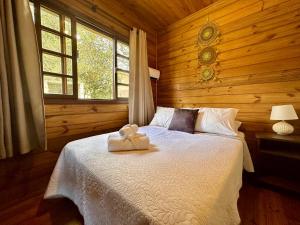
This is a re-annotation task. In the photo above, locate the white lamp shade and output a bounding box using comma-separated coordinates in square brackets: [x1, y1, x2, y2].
[270, 105, 298, 121]
[149, 67, 160, 79]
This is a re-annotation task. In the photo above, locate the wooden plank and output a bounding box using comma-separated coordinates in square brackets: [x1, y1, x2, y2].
[45, 111, 128, 127]
[159, 64, 300, 82]
[158, 93, 300, 105]
[158, 81, 300, 98]
[161, 0, 261, 38]
[45, 104, 128, 116]
[158, 0, 298, 50]
[218, 58, 300, 78]
[46, 119, 126, 138]
[158, 0, 262, 50]
[158, 67, 300, 90]
[158, 7, 300, 57]
[159, 25, 300, 65]
[219, 34, 300, 61]
[159, 41, 300, 72]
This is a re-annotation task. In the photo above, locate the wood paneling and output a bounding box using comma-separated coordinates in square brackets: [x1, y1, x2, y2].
[112, 0, 218, 30]
[45, 104, 128, 141]
[157, 0, 300, 149]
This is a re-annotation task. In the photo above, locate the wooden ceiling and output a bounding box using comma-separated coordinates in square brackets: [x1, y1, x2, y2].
[105, 0, 218, 30]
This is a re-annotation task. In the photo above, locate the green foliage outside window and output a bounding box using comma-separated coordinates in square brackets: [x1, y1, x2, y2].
[30, 4, 129, 100]
[77, 23, 114, 99]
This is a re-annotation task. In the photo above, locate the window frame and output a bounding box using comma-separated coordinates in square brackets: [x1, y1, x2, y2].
[30, 0, 129, 104]
[115, 40, 130, 100]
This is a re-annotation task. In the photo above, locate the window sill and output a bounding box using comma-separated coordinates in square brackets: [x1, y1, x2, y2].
[44, 98, 128, 105]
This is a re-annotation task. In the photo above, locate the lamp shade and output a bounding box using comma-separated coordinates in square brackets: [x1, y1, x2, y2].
[270, 105, 298, 121]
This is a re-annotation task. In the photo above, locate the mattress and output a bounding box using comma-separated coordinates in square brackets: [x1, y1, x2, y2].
[45, 126, 254, 225]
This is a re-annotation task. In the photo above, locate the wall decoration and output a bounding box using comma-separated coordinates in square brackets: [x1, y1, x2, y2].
[199, 66, 215, 81]
[198, 46, 217, 65]
[198, 22, 219, 46]
[197, 20, 220, 83]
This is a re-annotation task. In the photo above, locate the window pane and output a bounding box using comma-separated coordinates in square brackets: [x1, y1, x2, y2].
[117, 71, 129, 84]
[117, 85, 129, 98]
[41, 7, 60, 31]
[43, 53, 62, 74]
[43, 75, 62, 94]
[67, 78, 73, 95]
[64, 17, 71, 35]
[77, 23, 114, 100]
[65, 37, 72, 55]
[117, 41, 129, 57]
[42, 31, 61, 53]
[117, 56, 129, 71]
[29, 2, 35, 22]
[66, 58, 72, 75]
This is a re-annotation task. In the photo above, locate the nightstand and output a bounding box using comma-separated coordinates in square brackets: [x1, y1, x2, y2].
[255, 133, 300, 193]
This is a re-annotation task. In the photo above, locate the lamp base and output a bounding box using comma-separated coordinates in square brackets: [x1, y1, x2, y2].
[272, 121, 294, 135]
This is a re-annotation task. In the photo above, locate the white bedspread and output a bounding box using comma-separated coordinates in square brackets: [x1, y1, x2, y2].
[45, 126, 254, 225]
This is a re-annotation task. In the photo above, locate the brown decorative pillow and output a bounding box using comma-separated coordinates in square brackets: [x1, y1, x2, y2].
[168, 108, 199, 133]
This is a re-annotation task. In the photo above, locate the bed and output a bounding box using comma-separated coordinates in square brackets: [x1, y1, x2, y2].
[45, 126, 254, 225]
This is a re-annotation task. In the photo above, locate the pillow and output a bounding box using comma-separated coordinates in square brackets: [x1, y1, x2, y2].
[149, 106, 175, 128]
[168, 108, 199, 133]
[194, 107, 239, 136]
[234, 121, 242, 131]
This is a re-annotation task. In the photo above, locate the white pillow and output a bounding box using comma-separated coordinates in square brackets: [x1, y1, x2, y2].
[194, 107, 239, 136]
[149, 106, 175, 128]
[234, 121, 242, 131]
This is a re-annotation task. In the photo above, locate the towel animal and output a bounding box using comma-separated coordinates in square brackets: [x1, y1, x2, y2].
[107, 133, 150, 152]
[119, 124, 138, 138]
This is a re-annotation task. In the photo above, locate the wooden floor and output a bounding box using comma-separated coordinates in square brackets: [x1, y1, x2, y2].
[0, 182, 300, 225]
[238, 183, 300, 225]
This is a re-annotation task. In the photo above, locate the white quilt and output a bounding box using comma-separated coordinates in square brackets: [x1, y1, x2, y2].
[45, 126, 254, 225]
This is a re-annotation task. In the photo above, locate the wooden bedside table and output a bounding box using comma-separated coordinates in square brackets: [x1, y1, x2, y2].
[255, 133, 300, 193]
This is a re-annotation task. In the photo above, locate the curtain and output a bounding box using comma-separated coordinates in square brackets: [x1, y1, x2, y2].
[129, 28, 154, 126]
[0, 0, 46, 159]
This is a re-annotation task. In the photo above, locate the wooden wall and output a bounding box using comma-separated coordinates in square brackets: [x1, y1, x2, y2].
[46, 104, 128, 151]
[157, 0, 300, 151]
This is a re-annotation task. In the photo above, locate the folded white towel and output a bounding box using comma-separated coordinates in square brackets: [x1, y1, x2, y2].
[119, 124, 138, 138]
[108, 133, 150, 152]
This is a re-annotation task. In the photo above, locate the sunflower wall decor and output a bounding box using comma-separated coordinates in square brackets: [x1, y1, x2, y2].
[199, 66, 215, 81]
[198, 22, 219, 46]
[197, 21, 220, 83]
[198, 46, 217, 65]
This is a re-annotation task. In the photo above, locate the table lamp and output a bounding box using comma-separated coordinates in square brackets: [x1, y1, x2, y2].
[270, 105, 298, 135]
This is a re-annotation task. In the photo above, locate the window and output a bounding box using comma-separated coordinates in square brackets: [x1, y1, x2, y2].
[39, 7, 74, 96]
[116, 41, 129, 98]
[30, 2, 129, 101]
[77, 23, 114, 99]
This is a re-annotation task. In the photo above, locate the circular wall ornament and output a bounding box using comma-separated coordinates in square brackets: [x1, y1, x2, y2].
[198, 22, 219, 46]
[200, 66, 215, 81]
[198, 46, 217, 65]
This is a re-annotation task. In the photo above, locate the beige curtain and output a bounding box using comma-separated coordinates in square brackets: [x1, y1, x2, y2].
[129, 28, 154, 126]
[0, 0, 46, 159]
